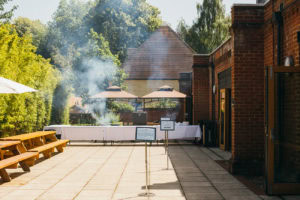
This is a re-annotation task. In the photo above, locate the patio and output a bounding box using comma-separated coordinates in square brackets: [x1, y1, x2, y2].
[0, 144, 298, 200]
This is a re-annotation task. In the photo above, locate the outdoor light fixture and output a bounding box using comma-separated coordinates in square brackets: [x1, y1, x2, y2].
[284, 56, 294, 67]
[212, 85, 216, 94]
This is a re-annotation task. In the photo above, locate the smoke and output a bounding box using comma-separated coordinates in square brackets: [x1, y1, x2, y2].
[77, 57, 120, 125]
[46, 0, 128, 125]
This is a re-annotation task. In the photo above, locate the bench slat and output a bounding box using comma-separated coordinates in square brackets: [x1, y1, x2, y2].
[0, 152, 38, 169]
[29, 140, 69, 153]
[0, 131, 56, 141]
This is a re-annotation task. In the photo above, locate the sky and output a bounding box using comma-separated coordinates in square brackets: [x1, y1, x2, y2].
[5, 0, 256, 29]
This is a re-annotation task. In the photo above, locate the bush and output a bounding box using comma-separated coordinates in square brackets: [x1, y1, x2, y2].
[108, 101, 134, 113]
[145, 99, 178, 109]
[0, 24, 59, 136]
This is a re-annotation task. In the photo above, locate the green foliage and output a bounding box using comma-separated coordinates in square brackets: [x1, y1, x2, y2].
[0, 24, 59, 136]
[145, 99, 178, 109]
[0, 0, 17, 22]
[84, 0, 162, 61]
[43, 0, 93, 124]
[177, 0, 230, 54]
[41, 0, 160, 123]
[50, 83, 70, 125]
[13, 17, 47, 51]
[107, 101, 134, 113]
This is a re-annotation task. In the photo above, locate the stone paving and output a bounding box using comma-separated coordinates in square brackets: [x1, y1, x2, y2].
[0, 144, 299, 200]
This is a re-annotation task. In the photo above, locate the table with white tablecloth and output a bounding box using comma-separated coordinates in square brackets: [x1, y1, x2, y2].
[44, 125, 202, 141]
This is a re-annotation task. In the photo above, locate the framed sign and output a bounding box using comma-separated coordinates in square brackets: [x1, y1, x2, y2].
[160, 117, 170, 121]
[160, 120, 175, 131]
[136, 127, 156, 141]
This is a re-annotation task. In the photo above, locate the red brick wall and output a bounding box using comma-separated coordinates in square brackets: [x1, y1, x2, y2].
[191, 0, 299, 176]
[264, 0, 300, 67]
[192, 55, 209, 124]
[231, 4, 265, 174]
[211, 39, 232, 121]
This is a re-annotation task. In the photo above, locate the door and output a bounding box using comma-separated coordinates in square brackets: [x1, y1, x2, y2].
[265, 66, 300, 195]
[219, 89, 231, 150]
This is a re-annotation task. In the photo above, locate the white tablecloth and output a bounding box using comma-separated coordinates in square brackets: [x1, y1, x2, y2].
[44, 125, 202, 141]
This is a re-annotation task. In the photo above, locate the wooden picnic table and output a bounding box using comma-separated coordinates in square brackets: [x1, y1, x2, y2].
[0, 141, 38, 182]
[0, 131, 56, 141]
[0, 141, 21, 148]
[0, 141, 21, 160]
[0, 131, 69, 162]
[0, 131, 58, 151]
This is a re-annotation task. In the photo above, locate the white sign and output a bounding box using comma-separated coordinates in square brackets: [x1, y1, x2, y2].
[160, 120, 175, 131]
[160, 117, 170, 121]
[136, 127, 156, 141]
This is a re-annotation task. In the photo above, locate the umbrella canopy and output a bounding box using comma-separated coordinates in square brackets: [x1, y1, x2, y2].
[90, 86, 138, 99]
[0, 77, 37, 94]
[142, 85, 186, 99]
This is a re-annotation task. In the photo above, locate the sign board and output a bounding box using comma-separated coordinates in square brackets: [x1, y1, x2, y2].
[160, 120, 175, 131]
[136, 127, 156, 141]
[160, 117, 170, 121]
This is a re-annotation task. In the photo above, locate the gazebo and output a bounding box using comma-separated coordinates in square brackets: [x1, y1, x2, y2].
[142, 85, 187, 122]
[90, 86, 138, 100]
[90, 86, 138, 124]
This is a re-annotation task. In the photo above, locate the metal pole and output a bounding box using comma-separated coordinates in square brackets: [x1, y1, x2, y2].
[165, 130, 167, 154]
[167, 130, 169, 170]
[148, 143, 151, 187]
[145, 142, 148, 195]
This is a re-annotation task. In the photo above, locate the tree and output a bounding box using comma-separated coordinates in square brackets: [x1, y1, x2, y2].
[0, 24, 58, 136]
[73, 29, 126, 98]
[0, 0, 17, 22]
[177, 0, 230, 54]
[45, 0, 161, 123]
[84, 0, 161, 61]
[44, 0, 93, 124]
[13, 17, 47, 54]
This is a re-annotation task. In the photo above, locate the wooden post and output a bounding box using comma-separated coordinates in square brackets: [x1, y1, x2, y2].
[0, 169, 11, 182]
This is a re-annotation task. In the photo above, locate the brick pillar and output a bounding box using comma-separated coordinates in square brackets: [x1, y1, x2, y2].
[230, 5, 265, 175]
[192, 55, 210, 124]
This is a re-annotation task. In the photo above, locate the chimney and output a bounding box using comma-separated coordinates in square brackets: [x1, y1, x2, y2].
[256, 0, 266, 4]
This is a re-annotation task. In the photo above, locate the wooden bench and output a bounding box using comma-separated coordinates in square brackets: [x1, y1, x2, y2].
[0, 141, 38, 182]
[0, 152, 38, 182]
[29, 140, 69, 159]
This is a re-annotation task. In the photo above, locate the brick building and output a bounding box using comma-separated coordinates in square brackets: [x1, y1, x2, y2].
[123, 25, 195, 123]
[193, 0, 300, 194]
[123, 25, 195, 97]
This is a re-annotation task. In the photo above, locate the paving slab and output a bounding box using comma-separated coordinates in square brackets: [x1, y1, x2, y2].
[0, 144, 299, 200]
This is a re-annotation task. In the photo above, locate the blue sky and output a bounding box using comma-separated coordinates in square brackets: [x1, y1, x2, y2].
[5, 0, 256, 29]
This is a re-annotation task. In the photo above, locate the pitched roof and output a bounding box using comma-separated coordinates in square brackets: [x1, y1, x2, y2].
[123, 26, 195, 80]
[142, 85, 186, 99]
[90, 86, 138, 99]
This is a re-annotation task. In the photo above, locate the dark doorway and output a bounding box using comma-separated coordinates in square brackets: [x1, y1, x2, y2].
[265, 66, 300, 194]
[218, 68, 232, 151]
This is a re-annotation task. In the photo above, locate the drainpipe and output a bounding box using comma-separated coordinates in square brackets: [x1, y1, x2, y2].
[211, 62, 215, 121]
[272, 8, 283, 65]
